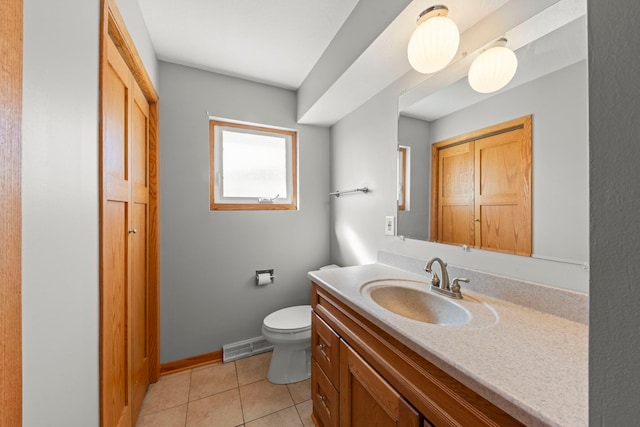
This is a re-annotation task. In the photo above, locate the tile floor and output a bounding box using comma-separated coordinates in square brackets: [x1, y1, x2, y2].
[136, 351, 314, 427]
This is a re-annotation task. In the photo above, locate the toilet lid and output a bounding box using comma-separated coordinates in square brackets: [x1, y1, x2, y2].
[264, 305, 311, 331]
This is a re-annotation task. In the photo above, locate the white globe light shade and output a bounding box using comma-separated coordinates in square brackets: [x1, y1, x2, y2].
[407, 15, 460, 74]
[468, 45, 518, 93]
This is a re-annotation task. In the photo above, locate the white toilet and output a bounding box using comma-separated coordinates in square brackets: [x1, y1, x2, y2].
[262, 305, 312, 384]
[262, 264, 340, 384]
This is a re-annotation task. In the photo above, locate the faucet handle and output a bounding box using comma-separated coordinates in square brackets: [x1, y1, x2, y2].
[451, 277, 469, 295]
[429, 271, 441, 288]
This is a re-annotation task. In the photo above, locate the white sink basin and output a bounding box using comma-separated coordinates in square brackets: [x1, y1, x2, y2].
[360, 279, 471, 326]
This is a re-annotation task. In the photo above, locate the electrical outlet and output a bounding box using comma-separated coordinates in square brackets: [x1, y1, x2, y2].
[385, 216, 395, 236]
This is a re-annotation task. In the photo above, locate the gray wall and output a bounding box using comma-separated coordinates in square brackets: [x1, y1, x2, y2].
[588, 0, 640, 423]
[21, 0, 157, 425]
[115, 0, 159, 86]
[330, 81, 402, 266]
[397, 115, 430, 240]
[159, 62, 330, 363]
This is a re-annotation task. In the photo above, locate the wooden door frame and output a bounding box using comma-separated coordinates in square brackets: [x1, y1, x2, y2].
[99, 0, 160, 422]
[0, 0, 23, 425]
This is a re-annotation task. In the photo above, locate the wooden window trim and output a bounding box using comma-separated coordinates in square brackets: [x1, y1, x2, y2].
[430, 115, 532, 255]
[398, 146, 407, 211]
[209, 120, 298, 211]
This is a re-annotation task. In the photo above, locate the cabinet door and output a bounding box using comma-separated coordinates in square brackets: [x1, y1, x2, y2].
[340, 341, 420, 427]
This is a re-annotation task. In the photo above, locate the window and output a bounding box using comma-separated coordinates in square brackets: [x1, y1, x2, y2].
[209, 120, 297, 210]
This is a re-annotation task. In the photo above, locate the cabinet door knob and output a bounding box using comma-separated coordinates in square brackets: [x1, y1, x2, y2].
[319, 343, 327, 351]
[474, 218, 480, 222]
[128, 229, 137, 234]
[319, 395, 326, 402]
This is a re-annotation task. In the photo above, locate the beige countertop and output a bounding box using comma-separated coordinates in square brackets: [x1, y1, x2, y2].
[308, 263, 587, 427]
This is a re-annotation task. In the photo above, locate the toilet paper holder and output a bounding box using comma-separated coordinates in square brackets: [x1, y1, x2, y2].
[255, 269, 275, 286]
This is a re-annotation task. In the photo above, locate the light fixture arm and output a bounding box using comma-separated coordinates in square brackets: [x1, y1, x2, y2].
[417, 5, 449, 24]
[488, 37, 508, 50]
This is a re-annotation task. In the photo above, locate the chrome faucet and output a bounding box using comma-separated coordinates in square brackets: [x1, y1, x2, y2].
[424, 257, 467, 299]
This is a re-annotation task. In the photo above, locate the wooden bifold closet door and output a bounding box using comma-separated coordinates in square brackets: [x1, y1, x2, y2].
[432, 115, 532, 256]
[101, 34, 150, 427]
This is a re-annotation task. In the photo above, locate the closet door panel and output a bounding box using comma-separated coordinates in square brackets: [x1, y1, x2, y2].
[102, 201, 131, 427]
[475, 126, 531, 255]
[102, 36, 134, 427]
[131, 84, 149, 202]
[130, 201, 148, 417]
[104, 39, 130, 202]
[438, 143, 474, 246]
[441, 205, 474, 245]
[479, 205, 518, 253]
[130, 80, 150, 418]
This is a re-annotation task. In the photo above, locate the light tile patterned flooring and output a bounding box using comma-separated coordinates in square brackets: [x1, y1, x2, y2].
[136, 351, 313, 427]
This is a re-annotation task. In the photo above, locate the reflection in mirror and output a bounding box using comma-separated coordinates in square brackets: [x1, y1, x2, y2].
[397, 10, 588, 263]
[398, 117, 430, 240]
[397, 146, 408, 211]
[430, 115, 532, 256]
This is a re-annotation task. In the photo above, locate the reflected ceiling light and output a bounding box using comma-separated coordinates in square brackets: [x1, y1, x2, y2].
[407, 5, 460, 74]
[468, 38, 518, 94]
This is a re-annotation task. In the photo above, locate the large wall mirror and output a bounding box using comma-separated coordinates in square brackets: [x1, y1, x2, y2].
[397, 1, 588, 265]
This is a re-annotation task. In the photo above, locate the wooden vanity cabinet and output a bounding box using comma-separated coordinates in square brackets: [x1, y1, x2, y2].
[312, 312, 419, 427]
[310, 282, 524, 427]
[340, 340, 421, 426]
[311, 313, 340, 427]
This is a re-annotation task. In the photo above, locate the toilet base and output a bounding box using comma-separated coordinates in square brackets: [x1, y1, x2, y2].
[267, 345, 311, 384]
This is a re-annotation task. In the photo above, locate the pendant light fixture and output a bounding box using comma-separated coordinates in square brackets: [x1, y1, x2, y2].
[468, 38, 518, 93]
[407, 5, 460, 74]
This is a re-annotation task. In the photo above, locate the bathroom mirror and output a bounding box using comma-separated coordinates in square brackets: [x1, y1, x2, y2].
[396, 6, 588, 264]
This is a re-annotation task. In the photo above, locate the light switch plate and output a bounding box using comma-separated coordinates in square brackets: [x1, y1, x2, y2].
[385, 216, 395, 236]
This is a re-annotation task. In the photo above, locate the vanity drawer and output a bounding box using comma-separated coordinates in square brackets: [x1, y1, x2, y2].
[312, 312, 340, 386]
[312, 358, 339, 427]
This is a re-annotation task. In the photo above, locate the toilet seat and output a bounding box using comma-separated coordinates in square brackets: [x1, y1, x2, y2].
[263, 305, 311, 333]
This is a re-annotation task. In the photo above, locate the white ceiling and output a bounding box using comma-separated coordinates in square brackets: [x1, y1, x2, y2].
[137, 0, 587, 124]
[138, 0, 359, 90]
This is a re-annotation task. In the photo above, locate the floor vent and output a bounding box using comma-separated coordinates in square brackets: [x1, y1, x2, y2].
[222, 336, 273, 363]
